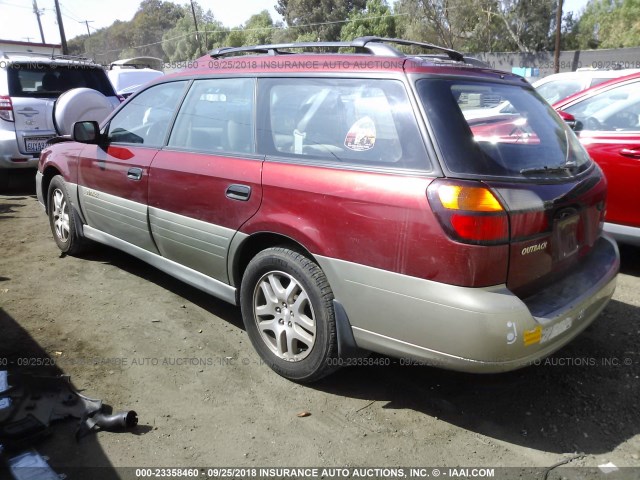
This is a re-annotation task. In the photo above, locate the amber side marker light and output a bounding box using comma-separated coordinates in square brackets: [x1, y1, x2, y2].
[428, 180, 509, 245]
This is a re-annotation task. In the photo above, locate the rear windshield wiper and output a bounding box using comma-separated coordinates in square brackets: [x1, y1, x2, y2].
[520, 164, 577, 175]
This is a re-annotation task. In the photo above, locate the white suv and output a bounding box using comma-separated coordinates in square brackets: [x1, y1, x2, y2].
[0, 51, 119, 184]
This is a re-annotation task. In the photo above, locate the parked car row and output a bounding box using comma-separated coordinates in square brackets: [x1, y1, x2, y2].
[553, 72, 640, 246]
[36, 37, 619, 382]
[0, 51, 163, 186]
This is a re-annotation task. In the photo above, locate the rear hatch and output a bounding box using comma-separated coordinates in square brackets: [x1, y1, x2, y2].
[416, 76, 606, 296]
[8, 62, 118, 155]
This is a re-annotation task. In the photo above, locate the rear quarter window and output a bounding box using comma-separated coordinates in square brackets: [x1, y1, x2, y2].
[259, 78, 429, 170]
[417, 79, 591, 179]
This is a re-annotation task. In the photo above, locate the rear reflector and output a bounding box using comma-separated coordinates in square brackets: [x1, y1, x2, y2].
[428, 179, 509, 245]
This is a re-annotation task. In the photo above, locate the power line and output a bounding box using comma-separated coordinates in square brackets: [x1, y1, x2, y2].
[59, 1, 83, 20]
[89, 12, 410, 57]
[1, 1, 32, 9]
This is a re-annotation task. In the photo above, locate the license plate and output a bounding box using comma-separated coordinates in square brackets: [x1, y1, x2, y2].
[554, 215, 580, 260]
[24, 136, 54, 153]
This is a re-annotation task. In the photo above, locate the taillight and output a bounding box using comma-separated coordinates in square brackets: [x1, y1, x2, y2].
[0, 96, 14, 122]
[427, 179, 509, 245]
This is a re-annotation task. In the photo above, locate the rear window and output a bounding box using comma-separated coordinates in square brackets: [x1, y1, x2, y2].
[416, 79, 592, 179]
[7, 63, 116, 98]
[260, 78, 429, 170]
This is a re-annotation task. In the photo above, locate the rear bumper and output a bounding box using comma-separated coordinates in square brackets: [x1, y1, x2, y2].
[316, 235, 619, 373]
[604, 221, 640, 247]
[0, 130, 40, 169]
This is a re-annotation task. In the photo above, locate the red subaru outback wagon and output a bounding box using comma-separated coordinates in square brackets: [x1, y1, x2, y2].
[36, 37, 619, 382]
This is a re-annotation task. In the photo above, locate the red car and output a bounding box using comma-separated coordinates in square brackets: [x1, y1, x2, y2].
[554, 72, 640, 246]
[35, 37, 619, 382]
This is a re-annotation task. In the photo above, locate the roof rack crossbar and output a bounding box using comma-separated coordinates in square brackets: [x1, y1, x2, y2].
[209, 37, 464, 62]
[210, 41, 358, 58]
[354, 37, 464, 62]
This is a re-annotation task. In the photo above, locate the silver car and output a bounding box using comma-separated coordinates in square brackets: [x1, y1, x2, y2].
[0, 51, 119, 185]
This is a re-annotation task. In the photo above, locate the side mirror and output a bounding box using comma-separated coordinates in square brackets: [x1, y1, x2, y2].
[72, 121, 100, 144]
[557, 110, 580, 131]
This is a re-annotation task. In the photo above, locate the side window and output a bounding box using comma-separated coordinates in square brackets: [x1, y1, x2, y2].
[107, 81, 187, 147]
[168, 78, 255, 154]
[260, 78, 429, 170]
[565, 81, 640, 132]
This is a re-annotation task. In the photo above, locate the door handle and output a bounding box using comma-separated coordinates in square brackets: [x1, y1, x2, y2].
[225, 184, 251, 201]
[619, 148, 640, 159]
[127, 167, 143, 181]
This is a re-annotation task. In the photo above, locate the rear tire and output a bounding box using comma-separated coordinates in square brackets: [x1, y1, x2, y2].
[47, 175, 89, 255]
[240, 247, 339, 382]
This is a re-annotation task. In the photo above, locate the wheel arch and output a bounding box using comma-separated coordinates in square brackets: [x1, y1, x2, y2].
[229, 231, 315, 291]
[229, 231, 361, 361]
[41, 165, 63, 213]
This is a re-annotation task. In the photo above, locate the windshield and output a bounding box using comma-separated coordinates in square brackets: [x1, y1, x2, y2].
[416, 79, 592, 178]
[8, 63, 116, 98]
[535, 79, 584, 104]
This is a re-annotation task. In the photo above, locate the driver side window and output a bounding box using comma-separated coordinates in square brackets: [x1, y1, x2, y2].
[107, 81, 187, 147]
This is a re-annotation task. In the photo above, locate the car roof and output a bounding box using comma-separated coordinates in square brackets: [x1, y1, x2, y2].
[0, 50, 103, 68]
[533, 69, 640, 87]
[552, 71, 640, 109]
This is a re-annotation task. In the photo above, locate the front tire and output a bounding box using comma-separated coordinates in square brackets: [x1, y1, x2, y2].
[240, 247, 339, 382]
[47, 175, 89, 255]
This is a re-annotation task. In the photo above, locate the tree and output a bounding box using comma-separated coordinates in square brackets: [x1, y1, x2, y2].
[395, 0, 498, 50]
[162, 3, 229, 61]
[340, 0, 396, 40]
[130, 0, 185, 58]
[276, 0, 367, 40]
[243, 11, 277, 45]
[574, 0, 640, 49]
[477, 0, 557, 52]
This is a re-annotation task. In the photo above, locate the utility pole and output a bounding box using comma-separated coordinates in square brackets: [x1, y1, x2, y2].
[80, 20, 94, 37]
[32, 0, 46, 43]
[554, 0, 564, 73]
[53, 0, 68, 54]
[189, 0, 202, 55]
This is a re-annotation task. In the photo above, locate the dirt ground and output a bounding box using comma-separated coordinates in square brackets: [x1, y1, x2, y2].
[0, 171, 639, 480]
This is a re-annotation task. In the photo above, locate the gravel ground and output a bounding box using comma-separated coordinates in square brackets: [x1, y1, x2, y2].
[0, 171, 639, 480]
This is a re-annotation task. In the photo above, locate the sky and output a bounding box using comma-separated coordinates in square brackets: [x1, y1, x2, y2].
[1, 0, 591, 46]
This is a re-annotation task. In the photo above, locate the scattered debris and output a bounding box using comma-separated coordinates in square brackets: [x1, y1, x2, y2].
[77, 409, 138, 440]
[544, 452, 586, 480]
[598, 462, 619, 474]
[7, 449, 62, 480]
[356, 400, 376, 413]
[0, 373, 137, 450]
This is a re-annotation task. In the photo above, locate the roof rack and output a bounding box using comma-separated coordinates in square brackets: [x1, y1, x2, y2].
[0, 50, 93, 62]
[210, 36, 464, 62]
